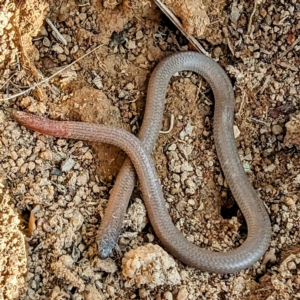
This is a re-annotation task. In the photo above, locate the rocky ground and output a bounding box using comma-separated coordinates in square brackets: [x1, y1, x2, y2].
[0, 0, 299, 299]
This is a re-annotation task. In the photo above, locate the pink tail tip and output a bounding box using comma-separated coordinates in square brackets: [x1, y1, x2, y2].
[12, 110, 69, 138]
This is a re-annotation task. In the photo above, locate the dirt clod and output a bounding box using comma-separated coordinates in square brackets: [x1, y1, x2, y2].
[122, 244, 181, 289]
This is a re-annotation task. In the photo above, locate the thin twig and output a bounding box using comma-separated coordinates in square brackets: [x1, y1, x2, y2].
[247, 1, 257, 35]
[160, 114, 175, 134]
[278, 36, 300, 59]
[195, 81, 202, 101]
[95, 52, 108, 72]
[128, 95, 139, 103]
[237, 91, 246, 116]
[78, 1, 90, 6]
[46, 18, 67, 46]
[196, 82, 211, 103]
[1, 44, 104, 101]
[227, 38, 235, 56]
[249, 117, 270, 127]
[16, 52, 21, 71]
[175, 138, 186, 144]
[0, 74, 15, 90]
[32, 36, 44, 42]
[153, 0, 211, 57]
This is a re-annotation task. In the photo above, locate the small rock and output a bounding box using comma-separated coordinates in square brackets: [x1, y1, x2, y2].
[139, 289, 150, 298]
[136, 30, 143, 40]
[76, 171, 89, 186]
[82, 151, 93, 160]
[28, 161, 36, 170]
[103, 0, 119, 9]
[230, 5, 240, 23]
[188, 199, 195, 206]
[186, 188, 195, 195]
[146, 233, 155, 242]
[31, 280, 37, 290]
[202, 130, 210, 137]
[92, 184, 100, 193]
[283, 197, 295, 207]
[51, 168, 62, 176]
[185, 123, 194, 136]
[233, 125, 240, 138]
[243, 163, 251, 173]
[177, 287, 189, 300]
[264, 164, 276, 172]
[40, 150, 52, 160]
[287, 261, 296, 270]
[106, 285, 115, 297]
[57, 139, 67, 146]
[213, 46, 223, 58]
[164, 291, 173, 300]
[293, 174, 300, 184]
[126, 40, 136, 49]
[61, 158, 75, 172]
[84, 284, 104, 300]
[125, 82, 134, 90]
[43, 37, 51, 47]
[62, 34, 71, 43]
[118, 90, 126, 98]
[269, 108, 279, 119]
[176, 201, 187, 211]
[52, 44, 64, 54]
[27, 289, 35, 299]
[74, 141, 83, 148]
[260, 7, 267, 17]
[58, 54, 67, 62]
[78, 13, 87, 21]
[272, 124, 283, 135]
[70, 210, 84, 231]
[0, 110, 5, 123]
[93, 75, 103, 90]
[72, 293, 83, 300]
[217, 174, 223, 186]
[168, 144, 177, 151]
[181, 161, 193, 172]
[243, 153, 252, 161]
[39, 26, 48, 36]
[254, 52, 260, 58]
[92, 257, 117, 273]
[179, 123, 194, 139]
[57, 255, 74, 268]
[71, 45, 79, 55]
[172, 174, 180, 183]
[287, 34, 295, 45]
[284, 114, 300, 147]
[185, 179, 196, 190]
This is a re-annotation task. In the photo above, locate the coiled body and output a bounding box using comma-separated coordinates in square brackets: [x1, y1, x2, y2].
[13, 52, 271, 273]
